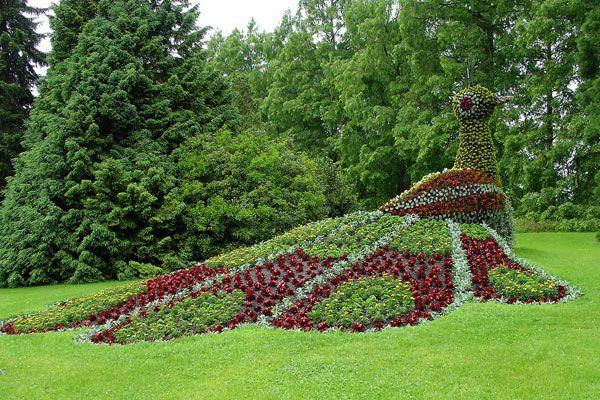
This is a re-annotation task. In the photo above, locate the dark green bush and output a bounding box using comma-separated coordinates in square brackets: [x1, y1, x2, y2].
[168, 130, 352, 264]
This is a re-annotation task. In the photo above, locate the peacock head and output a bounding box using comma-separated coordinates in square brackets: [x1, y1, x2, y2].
[452, 85, 511, 125]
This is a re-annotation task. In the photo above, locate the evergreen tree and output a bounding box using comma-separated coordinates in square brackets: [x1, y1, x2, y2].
[0, 0, 46, 193]
[0, 0, 236, 286]
[575, 3, 600, 202]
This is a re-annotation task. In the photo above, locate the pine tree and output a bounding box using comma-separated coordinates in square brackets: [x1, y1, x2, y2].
[0, 0, 236, 286]
[0, 0, 46, 193]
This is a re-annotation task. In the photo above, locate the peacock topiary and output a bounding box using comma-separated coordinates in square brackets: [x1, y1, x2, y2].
[0, 86, 579, 344]
[381, 85, 514, 244]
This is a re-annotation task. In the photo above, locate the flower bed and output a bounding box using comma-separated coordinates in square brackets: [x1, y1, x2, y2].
[0, 282, 146, 334]
[488, 266, 559, 301]
[1, 214, 577, 343]
[389, 219, 451, 256]
[105, 290, 245, 344]
[92, 249, 336, 343]
[460, 223, 491, 239]
[308, 276, 415, 329]
[205, 211, 374, 268]
[303, 214, 406, 258]
[379, 169, 514, 245]
[273, 247, 454, 332]
[0, 264, 226, 334]
[461, 235, 566, 303]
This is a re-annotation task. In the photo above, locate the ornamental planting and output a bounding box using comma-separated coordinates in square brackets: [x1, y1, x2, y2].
[0, 85, 579, 343]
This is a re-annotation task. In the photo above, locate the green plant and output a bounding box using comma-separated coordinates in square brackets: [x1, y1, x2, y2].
[488, 266, 558, 301]
[389, 219, 451, 255]
[460, 223, 491, 239]
[205, 212, 371, 268]
[308, 276, 415, 328]
[303, 214, 406, 258]
[113, 290, 244, 343]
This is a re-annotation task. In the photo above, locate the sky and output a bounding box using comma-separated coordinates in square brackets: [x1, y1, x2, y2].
[29, 0, 299, 55]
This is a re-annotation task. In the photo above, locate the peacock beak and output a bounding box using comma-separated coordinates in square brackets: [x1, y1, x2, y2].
[495, 94, 512, 105]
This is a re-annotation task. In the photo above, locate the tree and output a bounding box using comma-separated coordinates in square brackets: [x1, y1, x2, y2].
[0, 0, 46, 193]
[575, 3, 600, 203]
[0, 0, 236, 286]
[160, 129, 332, 260]
[207, 20, 271, 130]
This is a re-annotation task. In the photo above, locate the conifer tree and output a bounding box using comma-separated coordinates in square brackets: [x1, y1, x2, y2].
[0, 0, 236, 286]
[0, 0, 45, 193]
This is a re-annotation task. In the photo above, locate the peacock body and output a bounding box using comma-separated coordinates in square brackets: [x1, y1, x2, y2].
[0, 86, 579, 344]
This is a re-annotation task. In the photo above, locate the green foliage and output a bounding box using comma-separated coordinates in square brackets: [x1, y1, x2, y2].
[209, 0, 599, 214]
[461, 224, 492, 240]
[205, 211, 369, 268]
[113, 290, 243, 343]
[308, 276, 415, 328]
[0, 0, 46, 193]
[515, 218, 600, 233]
[5, 282, 145, 332]
[304, 213, 405, 258]
[0, 0, 236, 286]
[489, 266, 559, 301]
[389, 219, 451, 256]
[167, 129, 345, 264]
[515, 198, 600, 232]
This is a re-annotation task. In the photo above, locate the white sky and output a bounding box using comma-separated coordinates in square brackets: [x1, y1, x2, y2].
[29, 0, 298, 56]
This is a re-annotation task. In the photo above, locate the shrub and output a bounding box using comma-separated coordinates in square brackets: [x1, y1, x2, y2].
[168, 130, 334, 264]
[0, 0, 237, 287]
[488, 266, 559, 301]
[515, 218, 600, 232]
[308, 276, 415, 328]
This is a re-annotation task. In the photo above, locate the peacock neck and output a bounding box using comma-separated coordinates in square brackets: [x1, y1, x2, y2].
[453, 120, 499, 178]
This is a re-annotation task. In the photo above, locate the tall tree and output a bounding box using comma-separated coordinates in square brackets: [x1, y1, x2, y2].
[0, 0, 236, 286]
[0, 0, 46, 193]
[509, 0, 590, 211]
[574, 3, 600, 203]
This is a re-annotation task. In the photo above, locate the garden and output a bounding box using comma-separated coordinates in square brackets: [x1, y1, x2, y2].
[1, 0, 599, 399]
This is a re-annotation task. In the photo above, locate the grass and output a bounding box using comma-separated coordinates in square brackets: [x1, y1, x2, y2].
[0, 232, 598, 399]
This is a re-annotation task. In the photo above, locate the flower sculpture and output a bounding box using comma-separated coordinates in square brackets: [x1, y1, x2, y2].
[380, 85, 514, 243]
[0, 87, 579, 344]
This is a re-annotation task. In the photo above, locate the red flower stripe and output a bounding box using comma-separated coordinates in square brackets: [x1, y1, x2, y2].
[461, 235, 566, 303]
[273, 247, 453, 332]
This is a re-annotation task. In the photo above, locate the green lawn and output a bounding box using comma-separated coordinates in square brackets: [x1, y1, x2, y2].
[0, 233, 598, 399]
